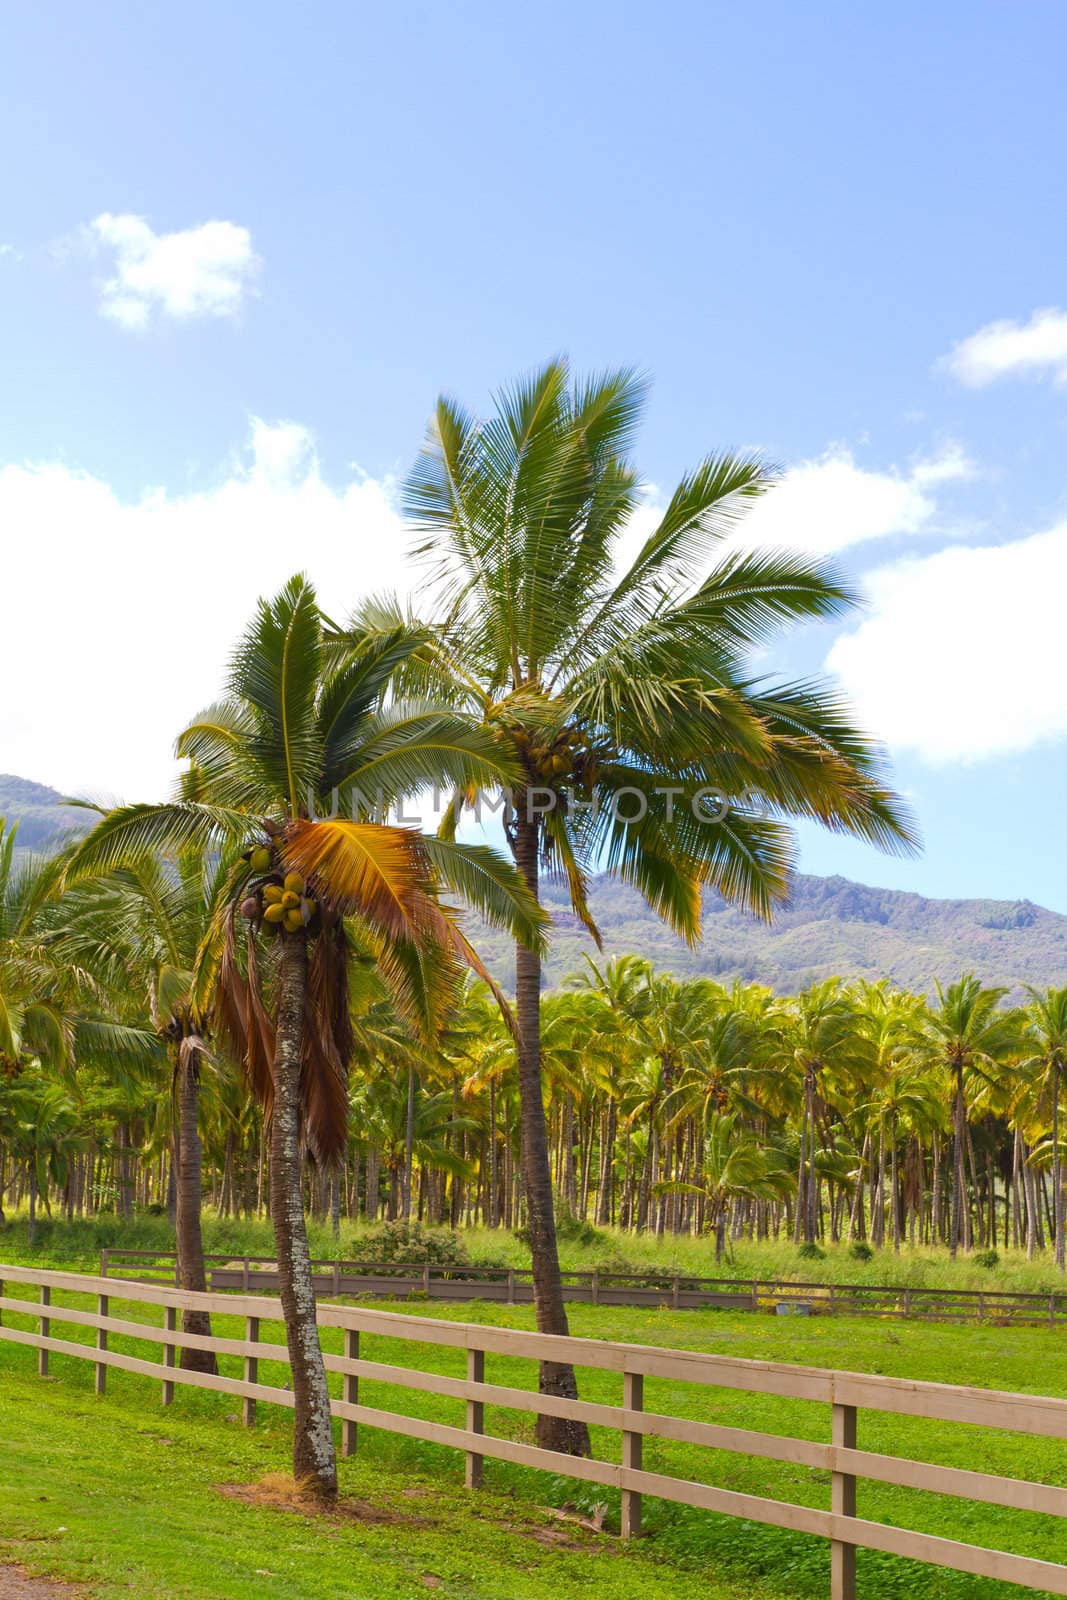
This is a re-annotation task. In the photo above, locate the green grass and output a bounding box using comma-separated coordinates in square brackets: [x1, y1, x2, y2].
[1, 1256, 1066, 1599]
[5, 1210, 1067, 1295]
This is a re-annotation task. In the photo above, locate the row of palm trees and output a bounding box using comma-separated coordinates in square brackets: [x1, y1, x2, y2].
[6, 960, 1063, 1267]
[0, 359, 920, 1493]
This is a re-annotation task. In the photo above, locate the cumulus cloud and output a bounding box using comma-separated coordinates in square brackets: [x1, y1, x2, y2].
[827, 522, 1067, 762]
[0, 422, 410, 798]
[87, 213, 259, 329]
[736, 444, 972, 556]
[940, 307, 1067, 387]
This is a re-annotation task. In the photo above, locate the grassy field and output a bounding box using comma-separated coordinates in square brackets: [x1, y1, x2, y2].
[1, 1240, 1066, 1599]
[4, 1210, 1067, 1295]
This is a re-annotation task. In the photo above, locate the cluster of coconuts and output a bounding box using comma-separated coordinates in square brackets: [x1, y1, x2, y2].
[512, 725, 599, 789]
[240, 844, 318, 935]
[512, 725, 583, 782]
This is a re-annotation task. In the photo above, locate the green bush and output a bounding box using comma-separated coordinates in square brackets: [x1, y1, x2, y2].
[797, 1241, 825, 1261]
[848, 1241, 874, 1262]
[974, 1249, 1000, 1270]
[350, 1220, 469, 1274]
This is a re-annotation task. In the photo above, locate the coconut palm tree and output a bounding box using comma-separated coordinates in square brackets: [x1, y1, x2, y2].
[63, 575, 544, 1498]
[1021, 986, 1067, 1271]
[49, 848, 243, 1371]
[370, 358, 914, 1448]
[919, 976, 1019, 1256]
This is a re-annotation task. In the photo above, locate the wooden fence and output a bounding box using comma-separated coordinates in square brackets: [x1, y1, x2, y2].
[2, 1262, 1067, 1597]
[101, 1247, 1067, 1326]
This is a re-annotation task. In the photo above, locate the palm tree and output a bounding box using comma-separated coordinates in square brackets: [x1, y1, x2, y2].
[920, 976, 1018, 1256]
[64, 575, 544, 1498]
[50, 849, 242, 1371]
[1021, 987, 1067, 1270]
[387, 359, 915, 1449]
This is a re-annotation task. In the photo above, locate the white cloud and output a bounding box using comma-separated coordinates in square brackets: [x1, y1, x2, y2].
[0, 422, 410, 799]
[827, 522, 1067, 762]
[87, 213, 259, 329]
[940, 307, 1067, 387]
[737, 444, 972, 556]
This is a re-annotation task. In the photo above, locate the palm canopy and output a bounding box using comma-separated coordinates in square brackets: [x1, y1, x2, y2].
[63, 576, 545, 1159]
[0, 820, 160, 1079]
[387, 358, 917, 933]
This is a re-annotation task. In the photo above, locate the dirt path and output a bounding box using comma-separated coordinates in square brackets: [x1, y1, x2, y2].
[0, 1568, 87, 1598]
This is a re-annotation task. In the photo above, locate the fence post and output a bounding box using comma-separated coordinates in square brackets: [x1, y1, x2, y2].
[95, 1294, 109, 1396]
[162, 1305, 176, 1405]
[242, 1257, 250, 1292]
[591, 1270, 600, 1306]
[333, 1261, 341, 1297]
[343, 1328, 359, 1457]
[38, 1285, 51, 1377]
[465, 1347, 484, 1489]
[0, 1274, 4, 1326]
[621, 1370, 643, 1539]
[243, 1315, 259, 1427]
[672, 1275, 680, 1310]
[423, 1263, 432, 1297]
[830, 1401, 857, 1600]
[506, 1270, 515, 1306]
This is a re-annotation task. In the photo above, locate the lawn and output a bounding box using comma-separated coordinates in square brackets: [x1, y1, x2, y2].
[5, 1210, 1067, 1296]
[1, 1257, 1066, 1599]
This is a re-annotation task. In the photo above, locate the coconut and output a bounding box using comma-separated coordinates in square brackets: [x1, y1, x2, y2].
[263, 903, 286, 924]
[281, 890, 300, 910]
[239, 896, 260, 920]
[249, 845, 272, 873]
[283, 871, 305, 895]
[283, 908, 304, 932]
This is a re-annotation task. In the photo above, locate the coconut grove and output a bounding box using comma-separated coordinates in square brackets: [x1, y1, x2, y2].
[2, 365, 1066, 1600]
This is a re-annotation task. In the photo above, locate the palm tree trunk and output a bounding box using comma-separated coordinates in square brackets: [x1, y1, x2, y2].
[1054, 1063, 1064, 1272]
[402, 1061, 416, 1222]
[950, 1065, 965, 1258]
[512, 813, 590, 1457]
[270, 930, 337, 1497]
[176, 1041, 217, 1375]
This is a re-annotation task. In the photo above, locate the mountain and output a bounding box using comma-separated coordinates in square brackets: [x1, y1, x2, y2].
[471, 871, 1067, 997]
[3, 773, 1064, 996]
[0, 774, 89, 851]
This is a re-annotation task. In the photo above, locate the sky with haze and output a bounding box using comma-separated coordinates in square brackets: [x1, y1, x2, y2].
[3, 2, 1067, 909]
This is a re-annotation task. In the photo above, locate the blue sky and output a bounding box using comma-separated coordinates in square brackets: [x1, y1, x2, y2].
[3, 1, 1067, 909]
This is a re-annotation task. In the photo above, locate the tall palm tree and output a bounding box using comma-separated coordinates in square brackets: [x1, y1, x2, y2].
[64, 575, 543, 1498]
[920, 976, 1018, 1256]
[384, 359, 915, 1449]
[1021, 986, 1067, 1270]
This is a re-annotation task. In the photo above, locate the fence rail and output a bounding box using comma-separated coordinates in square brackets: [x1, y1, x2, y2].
[2, 1261, 1067, 1598]
[99, 1248, 1067, 1326]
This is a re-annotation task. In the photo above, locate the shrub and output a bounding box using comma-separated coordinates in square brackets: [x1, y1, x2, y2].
[797, 1241, 825, 1261]
[351, 1220, 469, 1274]
[974, 1249, 999, 1270]
[848, 1241, 874, 1262]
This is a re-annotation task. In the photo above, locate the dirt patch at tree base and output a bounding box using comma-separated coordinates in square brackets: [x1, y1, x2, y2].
[216, 1474, 435, 1527]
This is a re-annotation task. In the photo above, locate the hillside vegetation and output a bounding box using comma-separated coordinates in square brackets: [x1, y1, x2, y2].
[473, 871, 1067, 995]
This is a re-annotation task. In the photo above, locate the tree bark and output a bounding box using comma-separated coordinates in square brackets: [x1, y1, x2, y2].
[512, 813, 590, 1456]
[176, 1040, 217, 1374]
[270, 930, 338, 1497]
[1054, 1063, 1064, 1272]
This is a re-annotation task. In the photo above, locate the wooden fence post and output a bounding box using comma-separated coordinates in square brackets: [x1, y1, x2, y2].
[506, 1270, 515, 1305]
[38, 1285, 51, 1377]
[243, 1315, 259, 1427]
[161, 1306, 176, 1405]
[831, 1401, 857, 1600]
[95, 1294, 108, 1396]
[343, 1328, 359, 1457]
[465, 1347, 484, 1489]
[621, 1370, 643, 1539]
